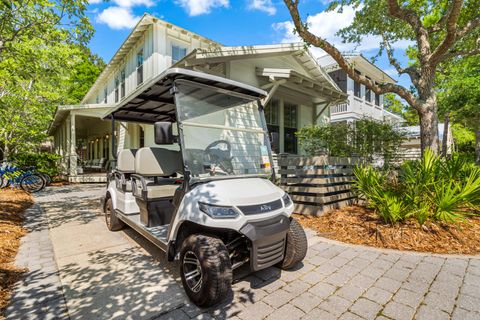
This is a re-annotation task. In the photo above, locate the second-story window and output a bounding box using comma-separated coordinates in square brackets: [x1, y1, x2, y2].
[354, 69, 361, 98]
[115, 76, 119, 103]
[375, 82, 380, 106]
[365, 76, 372, 102]
[104, 87, 108, 103]
[137, 49, 144, 86]
[120, 69, 126, 98]
[172, 45, 187, 64]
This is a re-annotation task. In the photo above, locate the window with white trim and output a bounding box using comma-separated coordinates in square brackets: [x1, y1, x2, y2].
[136, 49, 144, 86]
[115, 76, 119, 103]
[120, 69, 125, 98]
[103, 87, 108, 103]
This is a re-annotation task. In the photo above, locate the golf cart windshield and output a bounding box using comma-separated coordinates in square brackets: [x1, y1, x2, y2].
[175, 80, 272, 183]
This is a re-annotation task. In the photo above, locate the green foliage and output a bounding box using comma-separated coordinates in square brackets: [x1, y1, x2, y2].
[353, 150, 480, 225]
[0, 1, 103, 159]
[297, 119, 405, 163]
[383, 94, 419, 126]
[10, 152, 61, 177]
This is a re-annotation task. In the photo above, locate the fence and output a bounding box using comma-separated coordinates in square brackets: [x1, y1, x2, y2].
[278, 155, 360, 216]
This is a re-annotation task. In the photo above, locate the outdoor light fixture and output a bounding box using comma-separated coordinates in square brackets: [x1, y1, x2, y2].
[96, 138, 99, 142]
[105, 134, 109, 139]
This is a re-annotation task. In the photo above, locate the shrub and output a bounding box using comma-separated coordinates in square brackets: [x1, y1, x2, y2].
[353, 149, 480, 225]
[10, 152, 61, 178]
[296, 119, 405, 163]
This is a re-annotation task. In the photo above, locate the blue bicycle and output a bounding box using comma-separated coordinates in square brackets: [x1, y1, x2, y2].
[0, 163, 46, 193]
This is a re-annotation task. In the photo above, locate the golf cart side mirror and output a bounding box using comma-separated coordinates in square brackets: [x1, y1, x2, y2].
[154, 122, 174, 145]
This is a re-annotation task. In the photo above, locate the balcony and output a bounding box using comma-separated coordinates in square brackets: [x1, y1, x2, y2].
[330, 97, 383, 121]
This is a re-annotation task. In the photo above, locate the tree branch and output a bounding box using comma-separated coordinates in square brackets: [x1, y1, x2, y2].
[283, 0, 420, 109]
[386, 0, 431, 65]
[430, 0, 464, 65]
[456, 17, 480, 39]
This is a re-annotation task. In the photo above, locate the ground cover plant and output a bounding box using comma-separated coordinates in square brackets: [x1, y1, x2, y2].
[353, 149, 480, 225]
[0, 189, 32, 319]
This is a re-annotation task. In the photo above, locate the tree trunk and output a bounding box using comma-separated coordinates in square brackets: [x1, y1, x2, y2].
[418, 103, 440, 155]
[441, 113, 450, 158]
[3, 144, 10, 161]
[475, 126, 480, 165]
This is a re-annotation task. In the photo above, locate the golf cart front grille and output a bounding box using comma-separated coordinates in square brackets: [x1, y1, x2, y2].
[238, 199, 283, 215]
[255, 238, 285, 270]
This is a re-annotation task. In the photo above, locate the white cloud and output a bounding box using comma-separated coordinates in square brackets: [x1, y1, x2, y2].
[176, 0, 229, 16]
[273, 6, 410, 58]
[248, 0, 276, 15]
[96, 6, 140, 29]
[112, 0, 154, 8]
[89, 0, 103, 4]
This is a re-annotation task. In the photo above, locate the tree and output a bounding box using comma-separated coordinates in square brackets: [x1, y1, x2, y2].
[0, 0, 100, 159]
[283, 0, 480, 155]
[437, 55, 480, 163]
[383, 93, 419, 125]
[0, 0, 93, 57]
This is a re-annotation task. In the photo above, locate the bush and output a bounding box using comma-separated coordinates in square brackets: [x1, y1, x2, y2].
[10, 152, 61, 178]
[353, 149, 480, 225]
[296, 119, 405, 163]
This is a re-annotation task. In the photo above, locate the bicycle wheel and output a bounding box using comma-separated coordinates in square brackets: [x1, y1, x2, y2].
[0, 176, 9, 188]
[39, 172, 52, 186]
[20, 174, 45, 193]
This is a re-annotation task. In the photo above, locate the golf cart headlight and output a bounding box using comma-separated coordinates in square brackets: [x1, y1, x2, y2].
[199, 202, 240, 218]
[282, 193, 293, 207]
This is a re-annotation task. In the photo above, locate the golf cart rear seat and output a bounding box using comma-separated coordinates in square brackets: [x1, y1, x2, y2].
[132, 147, 182, 227]
[114, 149, 137, 192]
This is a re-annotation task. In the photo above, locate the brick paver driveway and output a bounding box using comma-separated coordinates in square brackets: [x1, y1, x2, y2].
[6, 184, 480, 320]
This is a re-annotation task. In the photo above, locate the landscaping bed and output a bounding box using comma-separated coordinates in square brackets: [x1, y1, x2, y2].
[0, 189, 32, 317]
[295, 205, 480, 255]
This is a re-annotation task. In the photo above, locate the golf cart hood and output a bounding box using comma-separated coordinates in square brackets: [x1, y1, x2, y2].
[103, 68, 267, 124]
[192, 177, 284, 206]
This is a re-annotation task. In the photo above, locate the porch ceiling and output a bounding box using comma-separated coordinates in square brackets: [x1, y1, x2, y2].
[257, 68, 347, 104]
[48, 104, 114, 135]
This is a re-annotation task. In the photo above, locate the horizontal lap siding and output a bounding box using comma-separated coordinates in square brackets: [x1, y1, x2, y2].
[278, 155, 360, 216]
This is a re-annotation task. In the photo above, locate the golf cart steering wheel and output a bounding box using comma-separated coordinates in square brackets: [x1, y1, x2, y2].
[204, 140, 234, 175]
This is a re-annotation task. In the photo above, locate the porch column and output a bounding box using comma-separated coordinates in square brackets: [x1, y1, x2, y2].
[69, 113, 77, 176]
[279, 98, 285, 153]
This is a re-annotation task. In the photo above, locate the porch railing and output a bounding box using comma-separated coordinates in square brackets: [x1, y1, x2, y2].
[330, 103, 349, 114]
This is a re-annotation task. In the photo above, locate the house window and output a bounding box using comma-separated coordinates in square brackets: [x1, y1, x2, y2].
[137, 49, 144, 86]
[284, 102, 298, 154]
[104, 87, 108, 103]
[96, 95, 99, 104]
[375, 93, 381, 106]
[115, 76, 119, 103]
[172, 45, 187, 64]
[265, 99, 280, 153]
[354, 69, 361, 98]
[328, 70, 347, 93]
[365, 76, 372, 102]
[120, 69, 126, 98]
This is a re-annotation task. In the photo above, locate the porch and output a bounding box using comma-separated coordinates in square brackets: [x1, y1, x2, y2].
[49, 104, 116, 182]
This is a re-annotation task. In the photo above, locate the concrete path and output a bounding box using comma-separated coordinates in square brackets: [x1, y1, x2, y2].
[5, 184, 480, 320]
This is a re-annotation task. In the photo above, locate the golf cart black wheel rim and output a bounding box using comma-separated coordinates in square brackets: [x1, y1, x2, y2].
[183, 251, 203, 293]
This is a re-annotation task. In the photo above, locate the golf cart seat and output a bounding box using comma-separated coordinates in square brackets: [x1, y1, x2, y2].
[132, 147, 182, 227]
[114, 149, 137, 192]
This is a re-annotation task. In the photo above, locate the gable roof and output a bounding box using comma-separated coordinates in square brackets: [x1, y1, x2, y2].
[178, 43, 344, 98]
[81, 13, 220, 104]
[317, 52, 396, 84]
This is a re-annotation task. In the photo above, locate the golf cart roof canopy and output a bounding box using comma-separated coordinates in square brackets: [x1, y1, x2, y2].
[103, 68, 267, 124]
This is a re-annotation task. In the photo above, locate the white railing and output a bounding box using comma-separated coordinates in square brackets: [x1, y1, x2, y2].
[331, 103, 349, 114]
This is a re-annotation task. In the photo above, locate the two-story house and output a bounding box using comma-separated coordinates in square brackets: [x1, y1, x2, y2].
[317, 53, 404, 124]
[48, 14, 346, 182]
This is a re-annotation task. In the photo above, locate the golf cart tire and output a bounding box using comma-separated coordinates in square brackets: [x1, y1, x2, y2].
[180, 234, 232, 307]
[105, 198, 125, 231]
[279, 218, 308, 270]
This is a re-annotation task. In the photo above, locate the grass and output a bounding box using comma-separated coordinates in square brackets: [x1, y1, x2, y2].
[0, 189, 33, 318]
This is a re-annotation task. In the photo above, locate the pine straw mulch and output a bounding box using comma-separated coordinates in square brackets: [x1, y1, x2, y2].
[294, 205, 480, 255]
[0, 189, 33, 318]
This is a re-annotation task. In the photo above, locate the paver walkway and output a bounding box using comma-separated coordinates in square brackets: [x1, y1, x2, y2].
[5, 184, 480, 320]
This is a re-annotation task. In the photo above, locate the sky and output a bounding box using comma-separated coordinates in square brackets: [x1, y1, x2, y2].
[86, 0, 413, 88]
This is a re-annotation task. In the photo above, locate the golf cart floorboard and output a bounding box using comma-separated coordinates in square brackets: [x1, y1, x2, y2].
[116, 210, 168, 251]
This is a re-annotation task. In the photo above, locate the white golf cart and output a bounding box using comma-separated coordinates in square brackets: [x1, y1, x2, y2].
[101, 68, 307, 307]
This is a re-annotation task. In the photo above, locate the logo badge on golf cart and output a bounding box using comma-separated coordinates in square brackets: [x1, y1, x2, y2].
[260, 204, 272, 212]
